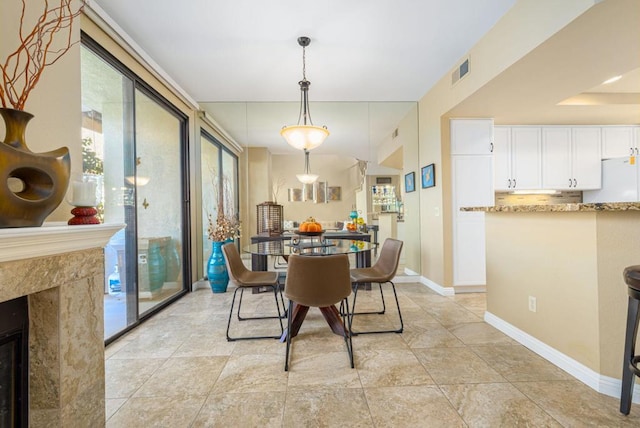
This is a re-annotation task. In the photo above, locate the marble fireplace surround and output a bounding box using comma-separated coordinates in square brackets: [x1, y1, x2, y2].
[0, 223, 123, 427]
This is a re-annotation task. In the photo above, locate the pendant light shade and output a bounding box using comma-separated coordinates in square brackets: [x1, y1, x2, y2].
[281, 36, 329, 151]
[296, 149, 318, 184]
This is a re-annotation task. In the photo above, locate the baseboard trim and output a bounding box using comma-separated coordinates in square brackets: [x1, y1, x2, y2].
[419, 276, 455, 296]
[484, 311, 640, 403]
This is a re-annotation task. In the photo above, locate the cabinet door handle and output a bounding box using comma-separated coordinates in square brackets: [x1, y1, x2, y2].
[490, 142, 494, 153]
[569, 178, 573, 188]
[513, 179, 516, 188]
[636, 148, 639, 155]
[574, 178, 577, 188]
[507, 179, 512, 188]
[631, 147, 635, 156]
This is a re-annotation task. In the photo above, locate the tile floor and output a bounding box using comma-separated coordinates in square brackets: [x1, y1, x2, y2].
[105, 281, 640, 427]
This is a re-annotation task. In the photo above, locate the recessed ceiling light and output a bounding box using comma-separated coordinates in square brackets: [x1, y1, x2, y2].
[602, 75, 622, 85]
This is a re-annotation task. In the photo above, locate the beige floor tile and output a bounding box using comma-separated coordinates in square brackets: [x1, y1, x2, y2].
[106, 285, 640, 426]
[447, 322, 515, 346]
[283, 387, 373, 427]
[350, 331, 409, 351]
[355, 348, 434, 387]
[231, 337, 285, 355]
[105, 398, 126, 421]
[398, 307, 440, 326]
[421, 302, 483, 326]
[402, 323, 466, 349]
[173, 333, 236, 357]
[105, 358, 165, 399]
[364, 385, 466, 427]
[449, 292, 487, 317]
[286, 351, 361, 388]
[191, 391, 285, 427]
[106, 396, 205, 428]
[471, 344, 572, 382]
[514, 380, 640, 427]
[213, 353, 289, 393]
[441, 382, 562, 427]
[107, 334, 184, 359]
[414, 347, 506, 384]
[134, 356, 228, 398]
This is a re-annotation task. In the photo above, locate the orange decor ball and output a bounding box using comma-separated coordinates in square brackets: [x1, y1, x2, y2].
[300, 217, 322, 232]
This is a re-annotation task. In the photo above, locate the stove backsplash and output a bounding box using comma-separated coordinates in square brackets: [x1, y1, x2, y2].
[495, 191, 582, 206]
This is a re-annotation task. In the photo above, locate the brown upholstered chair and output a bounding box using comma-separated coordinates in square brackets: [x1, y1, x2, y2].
[222, 243, 285, 341]
[283, 254, 354, 371]
[349, 238, 404, 335]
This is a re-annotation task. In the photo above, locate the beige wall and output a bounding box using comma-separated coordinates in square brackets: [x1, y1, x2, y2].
[380, 0, 596, 286]
[485, 211, 640, 379]
[397, 104, 420, 273]
[485, 212, 601, 371]
[0, 0, 84, 223]
[272, 154, 359, 224]
[247, 147, 272, 238]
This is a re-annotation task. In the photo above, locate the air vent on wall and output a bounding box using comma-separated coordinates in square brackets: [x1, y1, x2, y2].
[451, 58, 470, 86]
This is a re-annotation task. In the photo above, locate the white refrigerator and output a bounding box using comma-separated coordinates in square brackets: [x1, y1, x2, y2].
[583, 157, 640, 203]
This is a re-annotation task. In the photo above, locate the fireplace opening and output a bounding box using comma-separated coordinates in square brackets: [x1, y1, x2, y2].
[0, 296, 29, 428]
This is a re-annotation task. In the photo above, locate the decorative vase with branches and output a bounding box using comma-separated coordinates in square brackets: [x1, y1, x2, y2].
[0, 0, 85, 227]
[1, 0, 85, 110]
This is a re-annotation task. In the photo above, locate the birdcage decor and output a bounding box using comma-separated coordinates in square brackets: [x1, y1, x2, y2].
[257, 202, 283, 236]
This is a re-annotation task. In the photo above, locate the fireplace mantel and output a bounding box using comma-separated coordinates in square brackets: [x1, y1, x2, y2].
[0, 222, 124, 426]
[0, 222, 124, 263]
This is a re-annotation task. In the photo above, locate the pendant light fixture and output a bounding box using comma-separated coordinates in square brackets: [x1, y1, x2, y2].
[296, 149, 319, 184]
[280, 36, 329, 151]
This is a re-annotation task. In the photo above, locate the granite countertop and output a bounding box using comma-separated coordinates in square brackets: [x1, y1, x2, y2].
[460, 202, 640, 213]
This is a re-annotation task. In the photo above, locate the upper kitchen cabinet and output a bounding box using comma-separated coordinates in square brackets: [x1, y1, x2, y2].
[601, 126, 636, 159]
[542, 127, 601, 190]
[494, 126, 542, 191]
[450, 119, 494, 155]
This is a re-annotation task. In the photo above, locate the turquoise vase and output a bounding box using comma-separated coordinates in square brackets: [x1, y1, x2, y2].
[207, 241, 229, 293]
[164, 239, 181, 282]
[148, 241, 166, 293]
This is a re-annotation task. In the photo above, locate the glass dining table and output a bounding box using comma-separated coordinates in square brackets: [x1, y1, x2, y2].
[243, 236, 376, 343]
[243, 237, 376, 271]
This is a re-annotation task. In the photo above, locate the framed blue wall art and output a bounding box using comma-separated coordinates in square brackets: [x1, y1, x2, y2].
[421, 164, 435, 188]
[404, 172, 415, 193]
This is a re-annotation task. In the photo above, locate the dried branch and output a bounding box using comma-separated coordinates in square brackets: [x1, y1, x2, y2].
[0, 0, 85, 110]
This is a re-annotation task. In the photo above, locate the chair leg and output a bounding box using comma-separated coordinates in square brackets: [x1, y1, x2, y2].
[285, 299, 294, 371]
[621, 296, 640, 415]
[227, 285, 284, 342]
[349, 282, 386, 316]
[350, 281, 403, 335]
[237, 285, 287, 321]
[341, 297, 355, 369]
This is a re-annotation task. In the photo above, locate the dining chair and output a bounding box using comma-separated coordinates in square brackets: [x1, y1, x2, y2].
[349, 238, 404, 335]
[222, 243, 285, 341]
[283, 254, 354, 371]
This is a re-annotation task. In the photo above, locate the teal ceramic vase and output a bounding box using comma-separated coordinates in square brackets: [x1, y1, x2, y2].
[148, 241, 166, 293]
[207, 241, 229, 293]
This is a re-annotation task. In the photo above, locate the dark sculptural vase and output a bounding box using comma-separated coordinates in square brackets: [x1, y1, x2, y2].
[0, 108, 71, 227]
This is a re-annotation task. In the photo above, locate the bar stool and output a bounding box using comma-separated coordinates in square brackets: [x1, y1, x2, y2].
[621, 265, 640, 415]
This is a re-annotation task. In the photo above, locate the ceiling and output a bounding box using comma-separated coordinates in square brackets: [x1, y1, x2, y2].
[91, 0, 517, 158]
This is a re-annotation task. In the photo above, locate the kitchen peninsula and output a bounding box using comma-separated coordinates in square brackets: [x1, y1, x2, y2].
[462, 202, 640, 398]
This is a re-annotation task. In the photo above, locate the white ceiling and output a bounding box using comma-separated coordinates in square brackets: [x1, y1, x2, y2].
[91, 0, 517, 158]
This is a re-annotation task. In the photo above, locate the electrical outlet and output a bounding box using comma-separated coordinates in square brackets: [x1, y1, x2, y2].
[528, 296, 537, 312]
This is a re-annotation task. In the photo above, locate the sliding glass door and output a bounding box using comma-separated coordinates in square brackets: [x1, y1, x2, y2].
[81, 36, 190, 342]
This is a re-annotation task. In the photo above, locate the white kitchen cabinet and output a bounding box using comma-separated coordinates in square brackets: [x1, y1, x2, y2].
[542, 127, 601, 190]
[601, 126, 635, 159]
[450, 119, 494, 155]
[451, 155, 494, 287]
[494, 126, 542, 191]
[571, 127, 602, 189]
